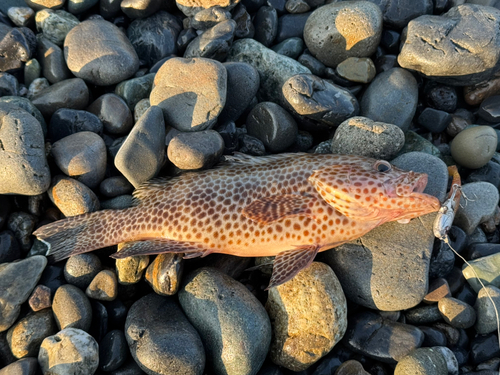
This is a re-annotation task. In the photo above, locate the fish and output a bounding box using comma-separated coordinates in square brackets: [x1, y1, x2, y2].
[34, 153, 441, 289]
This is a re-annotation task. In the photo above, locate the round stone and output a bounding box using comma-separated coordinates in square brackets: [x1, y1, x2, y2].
[331, 116, 405, 160]
[86, 270, 118, 301]
[271, 37, 304, 59]
[451, 126, 498, 169]
[36, 35, 70, 84]
[52, 284, 92, 332]
[0, 72, 18, 96]
[48, 176, 100, 217]
[167, 130, 225, 170]
[31, 78, 89, 117]
[474, 285, 500, 334]
[246, 101, 298, 153]
[51, 132, 107, 189]
[99, 330, 128, 372]
[438, 297, 476, 329]
[266, 262, 347, 372]
[304, 1, 383, 67]
[179, 267, 271, 375]
[190, 6, 232, 30]
[115, 73, 155, 111]
[87, 93, 133, 135]
[115, 251, 149, 285]
[0, 97, 46, 136]
[336, 57, 376, 83]
[64, 254, 102, 290]
[38, 328, 99, 375]
[100, 176, 133, 198]
[395, 348, 448, 375]
[150, 57, 227, 132]
[64, 19, 139, 86]
[48, 108, 103, 142]
[254, 6, 278, 47]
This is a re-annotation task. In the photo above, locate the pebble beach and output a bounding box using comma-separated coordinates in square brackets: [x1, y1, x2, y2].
[1, 0, 500, 374]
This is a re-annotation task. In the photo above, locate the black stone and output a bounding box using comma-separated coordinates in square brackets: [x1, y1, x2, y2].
[418, 326, 447, 347]
[429, 240, 456, 279]
[36, 35, 70, 84]
[99, 330, 128, 372]
[0, 331, 16, 368]
[267, 0, 286, 15]
[90, 300, 108, 342]
[380, 30, 400, 53]
[417, 107, 452, 133]
[471, 333, 500, 364]
[450, 345, 469, 367]
[468, 243, 500, 260]
[104, 298, 128, 330]
[405, 305, 443, 325]
[424, 81, 458, 112]
[232, 3, 254, 38]
[215, 121, 238, 154]
[466, 161, 500, 189]
[298, 52, 326, 76]
[190, 6, 231, 30]
[176, 28, 197, 54]
[479, 95, 500, 123]
[276, 12, 311, 43]
[446, 226, 468, 256]
[238, 134, 266, 155]
[253, 6, 277, 47]
[127, 11, 182, 67]
[241, 0, 266, 13]
[0, 196, 11, 230]
[0, 27, 32, 72]
[454, 282, 477, 306]
[39, 264, 65, 294]
[446, 266, 466, 295]
[0, 230, 20, 263]
[184, 20, 236, 62]
[374, 54, 398, 74]
[433, 322, 460, 346]
[48, 109, 103, 142]
[271, 37, 304, 59]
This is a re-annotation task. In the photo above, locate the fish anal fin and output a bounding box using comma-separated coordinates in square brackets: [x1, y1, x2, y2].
[266, 245, 319, 290]
[110, 239, 211, 259]
[242, 194, 317, 225]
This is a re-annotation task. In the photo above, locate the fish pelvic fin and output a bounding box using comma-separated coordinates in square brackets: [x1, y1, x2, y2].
[34, 209, 134, 263]
[266, 244, 319, 290]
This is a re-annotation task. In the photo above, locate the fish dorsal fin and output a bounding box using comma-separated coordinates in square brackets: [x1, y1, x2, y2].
[222, 152, 307, 166]
[110, 239, 212, 259]
[267, 245, 319, 289]
[308, 166, 379, 221]
[242, 194, 317, 224]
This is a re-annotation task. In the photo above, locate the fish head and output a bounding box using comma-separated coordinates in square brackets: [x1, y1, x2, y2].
[308, 159, 441, 223]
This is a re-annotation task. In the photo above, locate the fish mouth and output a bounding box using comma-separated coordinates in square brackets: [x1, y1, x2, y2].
[408, 173, 441, 211]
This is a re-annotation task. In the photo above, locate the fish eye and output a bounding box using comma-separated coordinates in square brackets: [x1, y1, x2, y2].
[374, 160, 392, 173]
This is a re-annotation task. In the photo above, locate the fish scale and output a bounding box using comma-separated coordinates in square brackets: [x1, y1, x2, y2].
[34, 152, 441, 288]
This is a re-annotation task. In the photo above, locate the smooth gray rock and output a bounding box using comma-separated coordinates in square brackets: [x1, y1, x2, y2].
[51, 131, 107, 189]
[167, 129, 224, 170]
[226, 38, 311, 106]
[150, 57, 227, 132]
[179, 267, 271, 375]
[115, 73, 155, 111]
[271, 37, 304, 59]
[474, 285, 500, 334]
[323, 213, 438, 311]
[31, 78, 89, 117]
[48, 175, 100, 217]
[100, 176, 134, 198]
[398, 4, 500, 85]
[38, 328, 99, 375]
[438, 297, 476, 329]
[184, 19, 237, 61]
[64, 19, 139, 86]
[0, 256, 47, 333]
[331, 116, 404, 160]
[303, 1, 383, 67]
[463, 252, 500, 293]
[7, 309, 57, 359]
[64, 253, 102, 289]
[115, 106, 166, 188]
[0, 96, 46, 136]
[366, 0, 433, 29]
[0, 103, 51, 195]
[24, 59, 41, 87]
[36, 35, 70, 84]
[34, 9, 79, 46]
[454, 182, 499, 235]
[266, 262, 347, 372]
[360, 67, 418, 132]
[87, 93, 134, 135]
[450, 126, 498, 169]
[125, 293, 205, 375]
[218, 62, 260, 124]
[282, 73, 359, 129]
[52, 284, 92, 332]
[0, 72, 19, 96]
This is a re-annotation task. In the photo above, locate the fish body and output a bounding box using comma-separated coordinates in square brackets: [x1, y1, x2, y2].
[35, 153, 440, 288]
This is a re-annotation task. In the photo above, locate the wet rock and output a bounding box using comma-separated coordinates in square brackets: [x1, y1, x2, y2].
[87, 93, 134, 135]
[304, 1, 382, 67]
[150, 57, 227, 132]
[48, 176, 100, 216]
[31, 78, 89, 117]
[145, 253, 183, 296]
[52, 284, 93, 331]
[451, 126, 498, 169]
[86, 270, 118, 301]
[344, 311, 424, 363]
[360, 67, 418, 132]
[64, 253, 102, 289]
[35, 9, 79, 46]
[0, 256, 47, 332]
[282, 74, 359, 129]
[185, 19, 237, 61]
[38, 328, 99, 375]
[115, 106, 166, 187]
[266, 262, 347, 372]
[179, 267, 271, 375]
[246, 102, 298, 153]
[127, 11, 182, 67]
[331, 116, 404, 160]
[398, 4, 500, 85]
[125, 293, 205, 375]
[227, 38, 311, 106]
[64, 19, 139, 86]
[7, 309, 56, 359]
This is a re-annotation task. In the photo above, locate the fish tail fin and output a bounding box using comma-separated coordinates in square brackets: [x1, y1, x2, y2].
[34, 209, 134, 263]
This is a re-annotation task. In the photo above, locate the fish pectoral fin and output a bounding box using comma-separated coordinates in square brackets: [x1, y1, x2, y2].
[110, 239, 209, 259]
[266, 245, 319, 290]
[242, 194, 317, 225]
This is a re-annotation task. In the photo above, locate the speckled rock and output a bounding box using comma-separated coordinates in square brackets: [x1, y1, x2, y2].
[226, 38, 311, 105]
[0, 255, 47, 332]
[48, 176, 100, 217]
[360, 67, 418, 132]
[179, 267, 271, 375]
[8, 7, 35, 27]
[167, 129, 224, 170]
[474, 285, 500, 334]
[454, 182, 499, 235]
[52, 284, 92, 331]
[0, 103, 51, 195]
[398, 4, 500, 85]
[125, 293, 205, 375]
[331, 116, 404, 160]
[451, 126, 497, 169]
[394, 348, 448, 375]
[150, 57, 226, 132]
[145, 253, 183, 296]
[115, 106, 166, 187]
[266, 262, 347, 372]
[115, 253, 150, 285]
[303, 1, 383, 67]
[51, 131, 107, 189]
[64, 19, 139, 86]
[38, 328, 99, 375]
[35, 9, 79, 46]
[31, 78, 89, 117]
[64, 253, 102, 289]
[28, 285, 52, 312]
[7, 309, 56, 359]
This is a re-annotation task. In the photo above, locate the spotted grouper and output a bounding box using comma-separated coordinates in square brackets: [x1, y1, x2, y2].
[35, 153, 441, 288]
